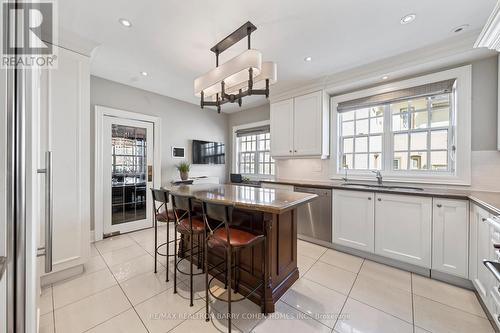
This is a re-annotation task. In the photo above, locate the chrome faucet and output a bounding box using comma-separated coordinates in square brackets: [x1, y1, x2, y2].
[342, 165, 349, 182]
[371, 170, 383, 185]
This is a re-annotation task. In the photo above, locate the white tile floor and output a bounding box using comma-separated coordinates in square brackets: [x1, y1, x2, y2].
[40, 225, 496, 333]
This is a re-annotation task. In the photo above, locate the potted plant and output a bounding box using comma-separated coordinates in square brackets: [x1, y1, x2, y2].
[176, 162, 190, 181]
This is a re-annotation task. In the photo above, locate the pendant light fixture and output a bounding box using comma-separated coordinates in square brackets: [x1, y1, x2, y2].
[194, 21, 277, 113]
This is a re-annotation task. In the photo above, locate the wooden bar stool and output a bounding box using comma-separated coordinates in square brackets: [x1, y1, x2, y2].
[151, 188, 176, 281]
[171, 193, 206, 306]
[201, 200, 267, 332]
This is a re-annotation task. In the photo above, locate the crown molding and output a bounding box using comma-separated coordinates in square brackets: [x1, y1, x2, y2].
[475, 1, 500, 51]
[270, 29, 495, 102]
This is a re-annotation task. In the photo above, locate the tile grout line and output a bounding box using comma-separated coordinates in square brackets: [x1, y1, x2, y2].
[333, 258, 364, 330]
[411, 273, 415, 333]
[98, 238, 153, 333]
[50, 285, 56, 333]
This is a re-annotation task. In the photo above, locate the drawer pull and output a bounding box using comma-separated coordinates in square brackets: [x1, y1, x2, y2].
[377, 198, 382, 201]
[484, 260, 500, 282]
[436, 204, 442, 208]
[368, 197, 372, 200]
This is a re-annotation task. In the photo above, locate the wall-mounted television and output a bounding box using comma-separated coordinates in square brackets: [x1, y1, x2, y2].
[192, 140, 225, 165]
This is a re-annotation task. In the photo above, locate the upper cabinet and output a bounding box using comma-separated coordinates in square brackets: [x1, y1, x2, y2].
[270, 91, 329, 159]
[270, 98, 294, 156]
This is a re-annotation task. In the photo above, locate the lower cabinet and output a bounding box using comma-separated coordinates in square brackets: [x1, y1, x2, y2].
[374, 193, 432, 268]
[432, 199, 469, 278]
[333, 190, 375, 252]
[472, 204, 495, 299]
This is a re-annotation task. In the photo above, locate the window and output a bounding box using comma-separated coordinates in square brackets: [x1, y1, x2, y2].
[339, 92, 454, 173]
[391, 94, 452, 171]
[333, 66, 471, 185]
[340, 106, 384, 170]
[235, 125, 275, 177]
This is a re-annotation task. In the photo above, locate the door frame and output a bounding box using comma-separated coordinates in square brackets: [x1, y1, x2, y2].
[94, 105, 161, 242]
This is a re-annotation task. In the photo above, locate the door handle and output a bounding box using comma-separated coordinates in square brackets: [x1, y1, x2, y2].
[0, 256, 6, 281]
[37, 151, 53, 273]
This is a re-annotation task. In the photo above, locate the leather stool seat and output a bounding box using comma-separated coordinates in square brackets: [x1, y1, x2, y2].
[177, 216, 205, 233]
[209, 228, 264, 247]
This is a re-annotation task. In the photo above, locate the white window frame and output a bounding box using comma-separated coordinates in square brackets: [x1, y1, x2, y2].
[231, 120, 274, 180]
[330, 66, 471, 185]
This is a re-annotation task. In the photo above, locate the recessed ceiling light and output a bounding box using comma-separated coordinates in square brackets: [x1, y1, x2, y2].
[452, 24, 469, 33]
[400, 14, 416, 25]
[118, 18, 132, 28]
[304, 56, 312, 62]
[382, 75, 389, 80]
[140, 71, 148, 76]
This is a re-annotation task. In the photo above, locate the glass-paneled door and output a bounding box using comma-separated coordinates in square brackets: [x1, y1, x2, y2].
[102, 117, 155, 235]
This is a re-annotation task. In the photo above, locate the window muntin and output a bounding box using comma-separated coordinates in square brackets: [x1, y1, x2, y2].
[338, 92, 454, 174]
[237, 132, 275, 176]
[339, 106, 384, 170]
[391, 94, 453, 172]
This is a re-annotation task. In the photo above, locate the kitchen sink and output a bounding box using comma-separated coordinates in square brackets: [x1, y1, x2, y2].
[340, 183, 424, 191]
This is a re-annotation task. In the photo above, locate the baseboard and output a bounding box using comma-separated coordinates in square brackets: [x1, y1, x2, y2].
[298, 237, 476, 290]
[41, 264, 84, 286]
[430, 269, 473, 290]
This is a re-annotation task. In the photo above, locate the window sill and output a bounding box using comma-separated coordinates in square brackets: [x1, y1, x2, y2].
[330, 174, 471, 186]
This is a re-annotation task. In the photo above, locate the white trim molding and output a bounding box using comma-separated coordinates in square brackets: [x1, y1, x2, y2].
[94, 105, 162, 242]
[231, 120, 273, 180]
[475, 1, 500, 52]
[330, 65, 472, 185]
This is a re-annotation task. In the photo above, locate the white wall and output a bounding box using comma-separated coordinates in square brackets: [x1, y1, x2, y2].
[90, 76, 228, 230]
[229, 56, 500, 191]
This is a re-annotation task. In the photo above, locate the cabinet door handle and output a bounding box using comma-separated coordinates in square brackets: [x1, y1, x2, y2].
[289, 150, 292, 153]
[377, 198, 382, 201]
[482, 218, 488, 222]
[294, 150, 297, 153]
[368, 197, 372, 200]
[436, 204, 442, 208]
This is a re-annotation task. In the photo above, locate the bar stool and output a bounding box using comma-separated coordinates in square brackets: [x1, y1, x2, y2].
[201, 200, 267, 332]
[171, 193, 206, 306]
[151, 188, 176, 281]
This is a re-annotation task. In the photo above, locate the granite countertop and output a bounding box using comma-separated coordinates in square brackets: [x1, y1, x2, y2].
[162, 184, 317, 214]
[260, 179, 500, 215]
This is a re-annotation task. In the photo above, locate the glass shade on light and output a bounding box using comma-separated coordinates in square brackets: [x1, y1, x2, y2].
[194, 49, 262, 98]
[226, 61, 277, 94]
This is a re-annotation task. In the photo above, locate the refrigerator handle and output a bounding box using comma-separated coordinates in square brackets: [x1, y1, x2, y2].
[37, 151, 53, 273]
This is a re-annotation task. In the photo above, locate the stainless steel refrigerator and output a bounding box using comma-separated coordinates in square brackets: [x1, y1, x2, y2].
[1, 2, 52, 331]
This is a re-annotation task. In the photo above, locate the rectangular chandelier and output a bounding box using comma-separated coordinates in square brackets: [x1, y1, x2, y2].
[194, 21, 277, 113]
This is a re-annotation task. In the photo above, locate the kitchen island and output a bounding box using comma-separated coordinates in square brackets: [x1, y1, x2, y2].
[163, 184, 317, 313]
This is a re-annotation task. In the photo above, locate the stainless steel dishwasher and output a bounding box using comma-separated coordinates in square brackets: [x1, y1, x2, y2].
[294, 186, 332, 243]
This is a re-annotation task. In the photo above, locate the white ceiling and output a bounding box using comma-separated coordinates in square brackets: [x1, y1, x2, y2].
[59, 0, 497, 113]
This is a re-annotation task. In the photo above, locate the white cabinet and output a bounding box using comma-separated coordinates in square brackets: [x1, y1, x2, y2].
[37, 46, 90, 278]
[432, 199, 469, 278]
[270, 91, 329, 158]
[472, 204, 494, 299]
[270, 99, 294, 157]
[375, 193, 432, 268]
[333, 190, 375, 252]
[293, 92, 325, 156]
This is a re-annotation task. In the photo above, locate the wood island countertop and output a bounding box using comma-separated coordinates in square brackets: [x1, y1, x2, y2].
[163, 184, 317, 214]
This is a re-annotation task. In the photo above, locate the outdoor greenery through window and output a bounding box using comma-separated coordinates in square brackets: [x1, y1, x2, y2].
[339, 92, 455, 173]
[237, 131, 275, 176]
